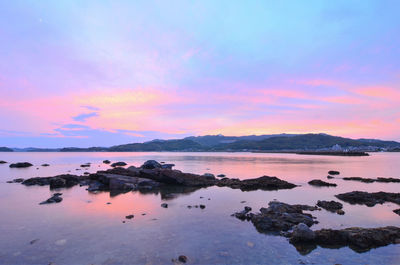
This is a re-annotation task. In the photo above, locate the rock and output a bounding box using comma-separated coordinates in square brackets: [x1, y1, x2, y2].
[125, 215, 134, 219]
[161, 203, 168, 208]
[139, 168, 216, 187]
[233, 201, 318, 232]
[317, 200, 343, 212]
[217, 174, 226, 178]
[0, 160, 7, 164]
[39, 193, 63, 204]
[393, 209, 400, 216]
[29, 239, 39, 245]
[7, 178, 24, 183]
[336, 209, 345, 215]
[80, 163, 90, 168]
[327, 175, 334, 179]
[200, 204, 206, 209]
[49, 177, 67, 189]
[111, 162, 127, 167]
[9, 162, 33, 168]
[86, 181, 105, 192]
[308, 179, 337, 187]
[290, 223, 315, 243]
[217, 175, 297, 191]
[141, 160, 162, 169]
[161, 163, 175, 169]
[335, 191, 400, 207]
[41, 164, 50, 167]
[202, 173, 215, 180]
[178, 255, 187, 263]
[343, 177, 400, 183]
[103, 160, 111, 164]
[328, 170, 340, 175]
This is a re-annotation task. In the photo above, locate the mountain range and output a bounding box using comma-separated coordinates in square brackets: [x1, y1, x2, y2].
[1, 133, 400, 152]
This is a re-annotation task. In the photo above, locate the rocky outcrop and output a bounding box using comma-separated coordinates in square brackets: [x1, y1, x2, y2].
[39, 193, 63, 205]
[343, 177, 400, 183]
[317, 200, 344, 214]
[232, 201, 318, 233]
[111, 162, 127, 167]
[22, 174, 82, 189]
[141, 160, 175, 169]
[217, 176, 297, 191]
[394, 209, 400, 216]
[335, 191, 400, 207]
[290, 226, 400, 253]
[328, 170, 340, 175]
[9, 162, 33, 168]
[308, 179, 337, 187]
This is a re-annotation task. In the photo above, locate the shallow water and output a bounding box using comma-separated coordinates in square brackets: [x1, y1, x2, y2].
[0, 152, 399, 265]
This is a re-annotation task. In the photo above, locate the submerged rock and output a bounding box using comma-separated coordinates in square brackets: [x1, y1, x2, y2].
[7, 178, 24, 183]
[335, 191, 400, 207]
[328, 170, 340, 175]
[0, 160, 7, 164]
[233, 201, 318, 233]
[317, 200, 343, 212]
[308, 179, 337, 187]
[9, 162, 33, 168]
[111, 162, 127, 167]
[41, 164, 50, 167]
[80, 163, 91, 168]
[39, 193, 63, 204]
[161, 203, 168, 208]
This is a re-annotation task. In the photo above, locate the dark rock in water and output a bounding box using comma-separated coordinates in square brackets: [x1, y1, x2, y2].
[161, 203, 168, 208]
[296, 226, 400, 253]
[80, 163, 91, 168]
[125, 215, 134, 219]
[22, 174, 81, 188]
[343, 177, 400, 183]
[233, 201, 318, 233]
[7, 178, 24, 183]
[202, 173, 215, 180]
[39, 193, 63, 204]
[49, 177, 67, 189]
[29, 239, 39, 245]
[336, 209, 345, 215]
[393, 209, 400, 216]
[217, 174, 226, 178]
[290, 223, 316, 243]
[178, 255, 187, 263]
[111, 162, 127, 167]
[199, 204, 206, 209]
[317, 200, 343, 212]
[328, 170, 340, 175]
[103, 160, 111, 164]
[9, 162, 33, 168]
[0, 160, 7, 164]
[86, 181, 105, 192]
[217, 176, 297, 191]
[139, 168, 216, 187]
[141, 160, 162, 169]
[335, 191, 400, 207]
[41, 164, 50, 167]
[327, 175, 334, 179]
[308, 179, 337, 187]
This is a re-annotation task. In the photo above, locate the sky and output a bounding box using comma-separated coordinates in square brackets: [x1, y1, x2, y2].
[0, 0, 399, 148]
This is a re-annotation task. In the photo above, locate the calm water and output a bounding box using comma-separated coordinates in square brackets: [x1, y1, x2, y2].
[0, 152, 399, 265]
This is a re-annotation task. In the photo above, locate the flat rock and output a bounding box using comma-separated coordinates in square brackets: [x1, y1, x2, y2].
[336, 191, 400, 207]
[308, 179, 337, 187]
[297, 226, 400, 253]
[0, 160, 7, 164]
[217, 176, 297, 191]
[111, 162, 127, 167]
[328, 170, 340, 175]
[317, 200, 343, 212]
[103, 160, 111, 164]
[9, 162, 33, 168]
[39, 193, 63, 205]
[343, 177, 400, 183]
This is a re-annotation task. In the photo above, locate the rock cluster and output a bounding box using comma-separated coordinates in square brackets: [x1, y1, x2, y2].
[232, 201, 318, 233]
[217, 176, 297, 191]
[317, 200, 344, 214]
